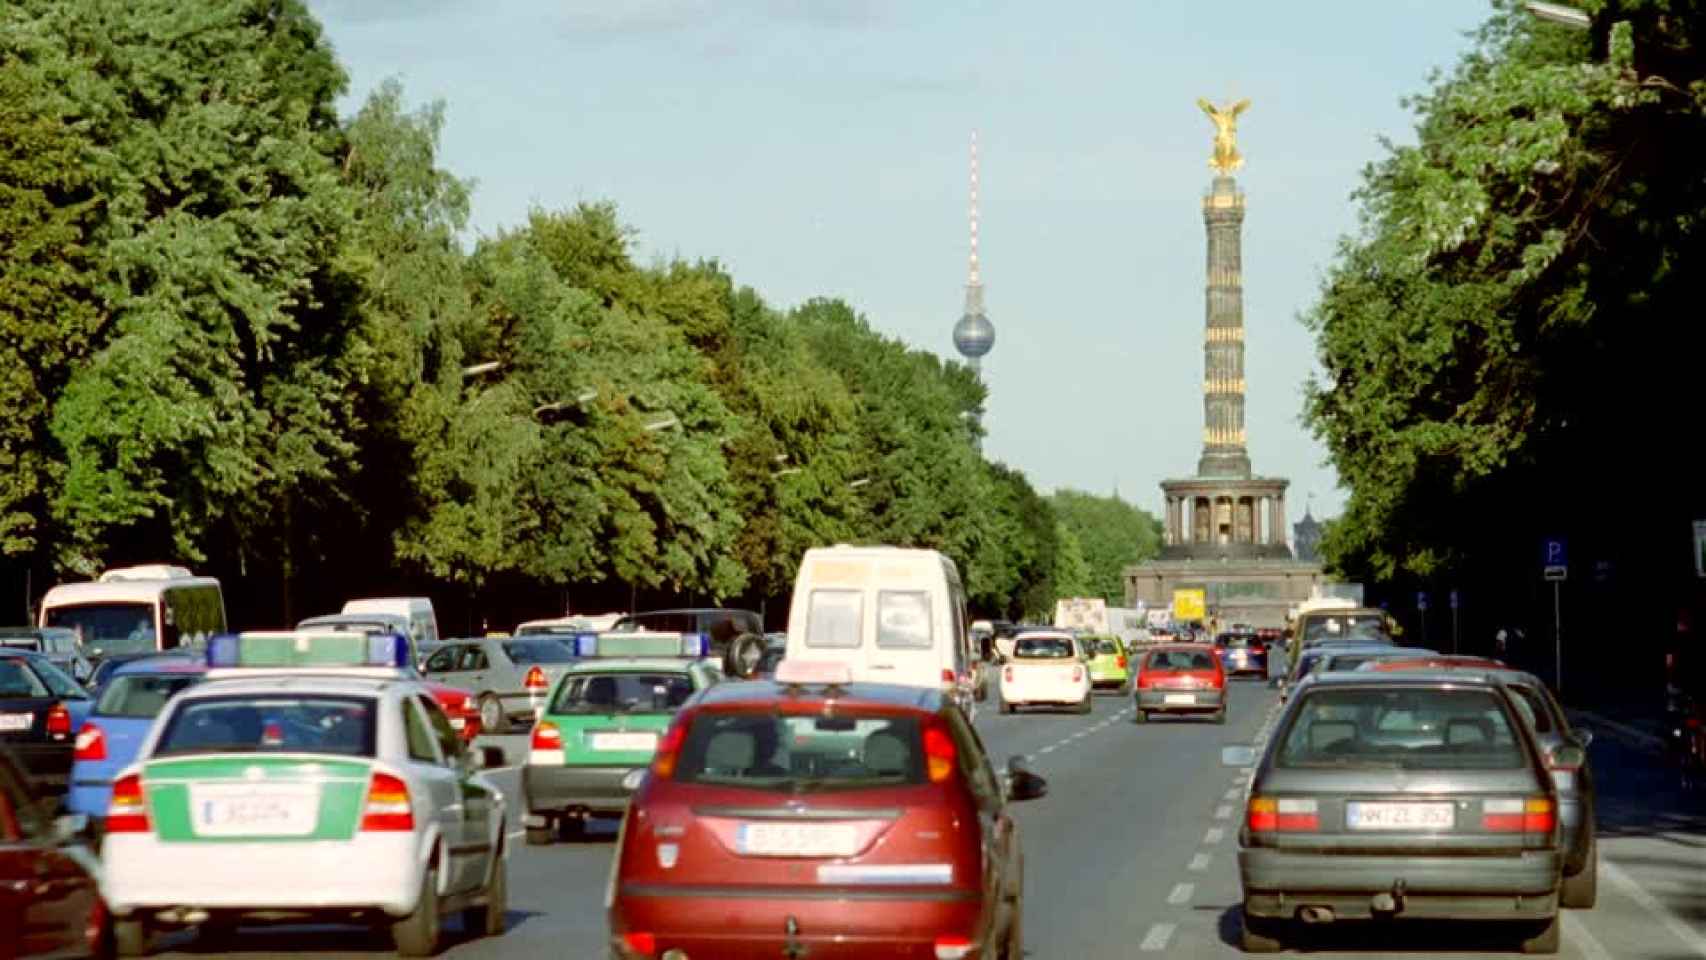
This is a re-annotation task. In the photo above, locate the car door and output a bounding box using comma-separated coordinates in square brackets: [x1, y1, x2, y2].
[398, 696, 470, 893]
[0, 749, 98, 958]
[421, 644, 467, 691]
[945, 708, 1014, 937]
[418, 695, 498, 892]
[459, 645, 492, 697]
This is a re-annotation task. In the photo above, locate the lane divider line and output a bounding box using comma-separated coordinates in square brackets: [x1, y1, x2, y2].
[1166, 883, 1194, 906]
[1187, 852, 1212, 872]
[1214, 804, 1232, 820]
[1562, 911, 1617, 960]
[1139, 923, 1176, 951]
[1601, 858, 1706, 959]
[1204, 827, 1225, 845]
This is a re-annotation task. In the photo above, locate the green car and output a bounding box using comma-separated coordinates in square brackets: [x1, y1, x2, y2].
[521, 633, 718, 844]
[1083, 634, 1132, 694]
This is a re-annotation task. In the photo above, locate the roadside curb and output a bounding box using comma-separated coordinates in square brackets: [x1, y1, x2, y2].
[1569, 708, 1667, 753]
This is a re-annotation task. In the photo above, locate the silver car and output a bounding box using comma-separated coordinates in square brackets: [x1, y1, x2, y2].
[421, 637, 577, 732]
[1226, 670, 1572, 954]
[0, 626, 94, 686]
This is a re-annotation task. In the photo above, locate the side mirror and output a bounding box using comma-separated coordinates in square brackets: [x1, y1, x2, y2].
[53, 813, 89, 844]
[621, 768, 648, 792]
[1572, 727, 1594, 748]
[1270, 677, 1286, 690]
[1221, 744, 1257, 768]
[1549, 744, 1586, 771]
[1005, 756, 1048, 802]
[478, 745, 507, 770]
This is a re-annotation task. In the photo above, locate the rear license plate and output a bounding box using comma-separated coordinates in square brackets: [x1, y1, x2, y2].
[737, 822, 859, 857]
[591, 732, 658, 752]
[1346, 802, 1454, 830]
[1164, 693, 1196, 705]
[449, 716, 466, 730]
[0, 713, 32, 732]
[189, 782, 321, 837]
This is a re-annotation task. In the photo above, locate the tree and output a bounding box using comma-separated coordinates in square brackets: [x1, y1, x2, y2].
[1050, 489, 1163, 604]
[1053, 522, 1093, 600]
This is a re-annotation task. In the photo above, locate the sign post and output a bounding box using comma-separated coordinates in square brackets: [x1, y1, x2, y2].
[1543, 538, 1568, 694]
[1449, 589, 1460, 654]
[1416, 591, 1429, 647]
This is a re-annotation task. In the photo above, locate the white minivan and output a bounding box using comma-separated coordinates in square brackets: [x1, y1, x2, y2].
[341, 597, 439, 649]
[784, 545, 979, 714]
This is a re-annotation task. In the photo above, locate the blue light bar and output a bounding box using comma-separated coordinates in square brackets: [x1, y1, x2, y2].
[206, 631, 411, 669]
[574, 632, 710, 659]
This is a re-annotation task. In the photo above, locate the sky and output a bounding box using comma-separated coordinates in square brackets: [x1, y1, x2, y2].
[304, 0, 1494, 527]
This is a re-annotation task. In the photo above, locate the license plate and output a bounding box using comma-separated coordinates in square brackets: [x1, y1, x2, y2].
[591, 731, 658, 752]
[449, 716, 466, 730]
[0, 713, 32, 732]
[189, 782, 321, 837]
[1346, 801, 1454, 831]
[1164, 693, 1196, 705]
[737, 822, 859, 857]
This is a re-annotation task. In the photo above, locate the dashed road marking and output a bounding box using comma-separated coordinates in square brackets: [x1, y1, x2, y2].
[1214, 804, 1232, 820]
[1038, 745, 1056, 754]
[1223, 787, 1240, 801]
[1204, 827, 1225, 845]
[1562, 912, 1617, 960]
[1188, 852, 1212, 872]
[1139, 923, 1176, 951]
[1166, 882, 1194, 905]
[1601, 858, 1706, 958]
[506, 828, 524, 840]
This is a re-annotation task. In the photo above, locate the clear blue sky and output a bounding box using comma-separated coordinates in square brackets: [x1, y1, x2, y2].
[306, 0, 1493, 527]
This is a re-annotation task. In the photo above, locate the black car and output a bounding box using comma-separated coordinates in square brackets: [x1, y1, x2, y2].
[0, 746, 107, 959]
[611, 608, 763, 663]
[0, 650, 93, 797]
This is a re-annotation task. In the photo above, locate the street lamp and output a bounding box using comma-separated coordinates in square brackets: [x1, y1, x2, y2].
[461, 360, 502, 377]
[1524, 1, 1590, 29]
[643, 415, 680, 432]
[848, 477, 871, 489]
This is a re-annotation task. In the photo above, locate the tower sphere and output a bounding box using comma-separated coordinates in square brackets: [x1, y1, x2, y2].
[954, 311, 994, 358]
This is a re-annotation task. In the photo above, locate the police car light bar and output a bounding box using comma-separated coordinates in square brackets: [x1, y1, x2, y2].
[207, 631, 411, 670]
[774, 660, 853, 686]
[573, 632, 710, 659]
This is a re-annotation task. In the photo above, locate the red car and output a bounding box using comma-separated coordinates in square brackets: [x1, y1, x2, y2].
[0, 746, 108, 959]
[608, 661, 1046, 959]
[421, 679, 482, 742]
[1134, 642, 1227, 723]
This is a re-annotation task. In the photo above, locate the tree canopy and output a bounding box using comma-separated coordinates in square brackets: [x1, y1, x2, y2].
[1050, 489, 1164, 605]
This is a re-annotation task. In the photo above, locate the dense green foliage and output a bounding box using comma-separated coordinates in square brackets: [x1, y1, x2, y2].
[1050, 490, 1164, 605]
[0, 0, 1126, 625]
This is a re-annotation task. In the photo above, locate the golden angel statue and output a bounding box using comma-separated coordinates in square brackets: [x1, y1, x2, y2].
[1198, 97, 1251, 174]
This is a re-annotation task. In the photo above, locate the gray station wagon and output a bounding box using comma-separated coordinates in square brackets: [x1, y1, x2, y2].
[421, 636, 578, 732]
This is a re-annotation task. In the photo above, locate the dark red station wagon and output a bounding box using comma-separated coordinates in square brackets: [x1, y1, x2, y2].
[608, 661, 1047, 960]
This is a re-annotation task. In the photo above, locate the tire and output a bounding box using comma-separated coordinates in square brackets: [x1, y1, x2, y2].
[197, 916, 239, 951]
[392, 866, 442, 957]
[1133, 708, 1148, 724]
[478, 694, 505, 734]
[1076, 694, 1093, 715]
[1560, 832, 1598, 909]
[462, 852, 507, 937]
[1213, 707, 1228, 725]
[999, 894, 1023, 960]
[1239, 909, 1283, 953]
[1518, 914, 1561, 954]
[113, 919, 150, 958]
[525, 823, 553, 846]
[1000, 697, 1014, 715]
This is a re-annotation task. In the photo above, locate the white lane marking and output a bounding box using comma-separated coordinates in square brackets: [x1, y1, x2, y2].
[1166, 882, 1194, 905]
[1188, 852, 1212, 871]
[1139, 923, 1176, 951]
[1214, 804, 1233, 820]
[1601, 858, 1706, 958]
[1240, 766, 1254, 775]
[506, 828, 524, 839]
[1037, 745, 1056, 754]
[1204, 827, 1225, 845]
[1562, 911, 1617, 960]
[1223, 787, 1240, 801]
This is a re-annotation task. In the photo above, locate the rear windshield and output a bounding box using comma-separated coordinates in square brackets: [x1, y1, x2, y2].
[1146, 649, 1215, 671]
[805, 590, 863, 649]
[1217, 634, 1255, 648]
[501, 639, 576, 664]
[1277, 687, 1525, 770]
[1302, 614, 1390, 645]
[0, 659, 49, 698]
[96, 674, 204, 718]
[675, 711, 924, 791]
[1088, 638, 1121, 655]
[1322, 654, 1385, 672]
[1505, 683, 1556, 734]
[551, 672, 692, 715]
[1014, 636, 1073, 659]
[876, 591, 932, 649]
[154, 695, 377, 758]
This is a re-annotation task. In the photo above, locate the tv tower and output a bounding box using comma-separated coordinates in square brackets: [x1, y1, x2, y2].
[952, 131, 994, 375]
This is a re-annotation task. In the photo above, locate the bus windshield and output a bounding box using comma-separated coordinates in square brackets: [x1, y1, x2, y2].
[43, 603, 158, 656]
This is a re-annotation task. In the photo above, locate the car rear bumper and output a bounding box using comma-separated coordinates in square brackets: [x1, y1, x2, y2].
[66, 778, 113, 819]
[5, 741, 73, 792]
[498, 692, 549, 724]
[104, 834, 422, 917]
[1240, 848, 1560, 920]
[524, 764, 634, 816]
[1137, 689, 1224, 712]
[999, 684, 1088, 705]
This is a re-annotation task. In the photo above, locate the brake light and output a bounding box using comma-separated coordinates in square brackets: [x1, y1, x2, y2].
[360, 772, 414, 831]
[935, 934, 975, 959]
[106, 774, 150, 834]
[923, 725, 956, 783]
[1071, 665, 1083, 683]
[524, 665, 548, 690]
[46, 702, 73, 738]
[1137, 670, 1153, 689]
[1003, 666, 1013, 683]
[941, 669, 956, 685]
[1116, 655, 1127, 669]
[1483, 797, 1554, 833]
[651, 720, 688, 779]
[620, 931, 656, 957]
[74, 722, 106, 761]
[1247, 796, 1318, 832]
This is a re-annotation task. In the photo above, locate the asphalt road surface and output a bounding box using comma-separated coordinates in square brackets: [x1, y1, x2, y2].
[142, 678, 1706, 959]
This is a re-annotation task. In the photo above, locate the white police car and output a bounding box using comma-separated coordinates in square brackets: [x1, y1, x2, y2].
[100, 631, 509, 956]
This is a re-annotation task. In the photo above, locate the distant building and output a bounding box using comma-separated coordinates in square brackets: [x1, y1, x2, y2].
[1293, 509, 1322, 563]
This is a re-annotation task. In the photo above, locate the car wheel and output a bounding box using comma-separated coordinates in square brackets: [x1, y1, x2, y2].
[1076, 694, 1093, 715]
[478, 694, 505, 734]
[197, 916, 240, 950]
[1133, 708, 1148, 724]
[391, 865, 442, 957]
[1000, 697, 1014, 715]
[525, 823, 553, 846]
[113, 918, 151, 958]
[1213, 707, 1228, 725]
[1518, 914, 1561, 954]
[1560, 832, 1597, 909]
[1239, 908, 1283, 953]
[462, 852, 507, 937]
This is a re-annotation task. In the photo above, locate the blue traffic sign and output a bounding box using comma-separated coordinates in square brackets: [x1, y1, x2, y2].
[1448, 589, 1459, 610]
[1417, 591, 1428, 611]
[1542, 537, 1568, 568]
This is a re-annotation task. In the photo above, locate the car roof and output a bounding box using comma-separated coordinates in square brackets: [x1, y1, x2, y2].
[112, 655, 208, 676]
[694, 679, 940, 712]
[0, 648, 48, 660]
[1318, 643, 1428, 656]
[1145, 642, 1215, 652]
[1303, 669, 1506, 690]
[179, 674, 405, 698]
[566, 658, 699, 674]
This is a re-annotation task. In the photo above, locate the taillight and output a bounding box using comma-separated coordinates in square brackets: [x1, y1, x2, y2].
[651, 720, 688, 779]
[106, 774, 150, 834]
[1483, 797, 1554, 834]
[620, 931, 656, 957]
[1071, 665, 1083, 683]
[1247, 796, 1318, 832]
[531, 721, 562, 750]
[524, 666, 548, 690]
[360, 772, 414, 831]
[46, 702, 73, 738]
[941, 668, 956, 685]
[923, 725, 956, 783]
[1137, 670, 1153, 689]
[1003, 666, 1013, 683]
[74, 722, 106, 761]
[1116, 655, 1127, 669]
[935, 934, 975, 959]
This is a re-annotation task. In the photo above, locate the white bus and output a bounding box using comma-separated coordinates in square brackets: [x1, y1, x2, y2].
[37, 564, 226, 662]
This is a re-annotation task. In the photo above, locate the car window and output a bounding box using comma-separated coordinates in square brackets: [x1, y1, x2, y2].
[1089, 638, 1121, 656]
[155, 695, 378, 758]
[552, 672, 692, 715]
[1506, 684, 1554, 734]
[458, 647, 488, 671]
[501, 639, 576, 665]
[1277, 687, 1524, 770]
[417, 695, 462, 761]
[0, 659, 48, 698]
[95, 673, 203, 718]
[403, 697, 440, 763]
[676, 711, 925, 791]
[28, 657, 87, 699]
[423, 647, 458, 673]
[805, 590, 863, 648]
[876, 591, 932, 649]
[0, 752, 46, 842]
[945, 707, 1000, 809]
[1147, 650, 1215, 671]
[1014, 636, 1072, 659]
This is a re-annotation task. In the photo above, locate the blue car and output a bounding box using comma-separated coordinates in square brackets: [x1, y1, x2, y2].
[1214, 631, 1268, 678]
[66, 654, 206, 835]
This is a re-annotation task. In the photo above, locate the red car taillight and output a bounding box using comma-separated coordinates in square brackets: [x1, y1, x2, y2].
[74, 722, 106, 761]
[923, 725, 957, 783]
[531, 721, 562, 751]
[1116, 655, 1127, 669]
[1483, 797, 1554, 834]
[650, 721, 688, 779]
[46, 702, 73, 738]
[935, 934, 975, 959]
[1137, 670, 1153, 689]
[1071, 665, 1083, 683]
[524, 665, 548, 690]
[1247, 796, 1318, 832]
[360, 772, 414, 831]
[620, 931, 656, 958]
[106, 774, 150, 834]
[940, 668, 956, 685]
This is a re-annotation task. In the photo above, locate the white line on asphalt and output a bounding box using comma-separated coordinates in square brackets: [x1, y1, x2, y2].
[1139, 923, 1176, 951]
[1204, 827, 1225, 845]
[1601, 858, 1706, 958]
[1038, 745, 1056, 754]
[506, 828, 524, 839]
[1166, 882, 1194, 905]
[1240, 766, 1254, 775]
[1214, 804, 1232, 820]
[1562, 912, 1617, 960]
[1223, 787, 1240, 801]
[1188, 852, 1212, 872]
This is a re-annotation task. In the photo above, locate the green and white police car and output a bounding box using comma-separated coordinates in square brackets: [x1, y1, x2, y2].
[101, 631, 510, 957]
[522, 632, 717, 844]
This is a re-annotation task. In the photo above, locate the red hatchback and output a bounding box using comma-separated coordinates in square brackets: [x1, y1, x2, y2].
[609, 662, 1046, 960]
[1134, 643, 1227, 724]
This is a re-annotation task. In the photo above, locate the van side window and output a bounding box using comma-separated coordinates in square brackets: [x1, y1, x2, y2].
[805, 590, 863, 648]
[876, 591, 932, 649]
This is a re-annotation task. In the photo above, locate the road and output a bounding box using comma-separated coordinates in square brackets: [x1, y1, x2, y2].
[143, 678, 1706, 959]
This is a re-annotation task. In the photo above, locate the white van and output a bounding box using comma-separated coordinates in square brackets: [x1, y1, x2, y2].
[784, 545, 978, 714]
[38, 564, 226, 661]
[341, 597, 439, 648]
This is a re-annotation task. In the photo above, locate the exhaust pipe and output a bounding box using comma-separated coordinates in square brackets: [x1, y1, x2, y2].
[1298, 905, 1335, 924]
